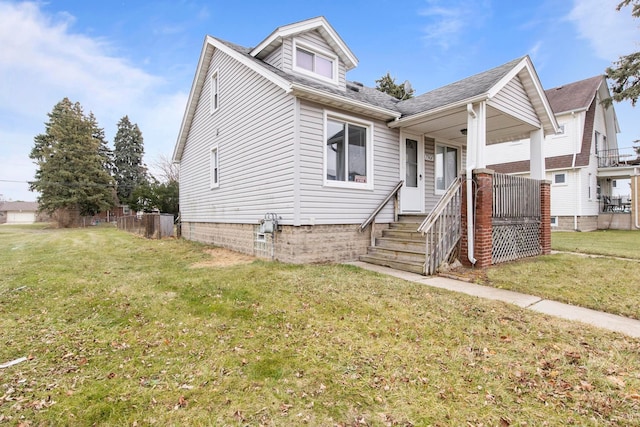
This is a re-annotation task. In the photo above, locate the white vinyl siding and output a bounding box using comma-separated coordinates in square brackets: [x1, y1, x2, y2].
[489, 76, 539, 128]
[298, 100, 399, 224]
[548, 170, 578, 216]
[263, 46, 283, 69]
[179, 48, 296, 224]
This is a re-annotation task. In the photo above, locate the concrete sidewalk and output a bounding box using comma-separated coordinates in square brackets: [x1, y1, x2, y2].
[349, 261, 640, 339]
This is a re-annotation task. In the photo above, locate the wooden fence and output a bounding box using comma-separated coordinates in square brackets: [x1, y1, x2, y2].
[492, 173, 541, 264]
[117, 213, 175, 239]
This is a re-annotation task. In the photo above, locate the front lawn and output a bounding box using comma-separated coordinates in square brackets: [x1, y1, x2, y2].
[475, 231, 640, 320]
[1, 226, 639, 425]
[552, 230, 640, 259]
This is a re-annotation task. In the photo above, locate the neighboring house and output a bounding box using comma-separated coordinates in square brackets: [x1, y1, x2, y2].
[0, 201, 40, 224]
[487, 75, 637, 231]
[173, 17, 557, 271]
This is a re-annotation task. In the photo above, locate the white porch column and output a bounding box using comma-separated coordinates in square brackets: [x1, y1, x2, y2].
[530, 128, 545, 180]
[466, 102, 487, 169]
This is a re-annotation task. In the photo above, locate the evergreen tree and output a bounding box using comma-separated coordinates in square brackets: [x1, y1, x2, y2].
[29, 98, 116, 219]
[113, 116, 147, 205]
[375, 72, 415, 100]
[605, 0, 640, 106]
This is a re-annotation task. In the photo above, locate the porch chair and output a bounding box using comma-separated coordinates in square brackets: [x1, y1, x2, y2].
[602, 196, 616, 212]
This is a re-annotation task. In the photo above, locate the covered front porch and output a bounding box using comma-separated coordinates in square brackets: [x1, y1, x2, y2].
[359, 56, 558, 274]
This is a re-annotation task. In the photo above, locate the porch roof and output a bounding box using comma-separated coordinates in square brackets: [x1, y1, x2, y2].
[387, 56, 558, 146]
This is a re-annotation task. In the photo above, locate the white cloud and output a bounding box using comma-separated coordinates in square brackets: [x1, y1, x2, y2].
[418, 0, 490, 50]
[0, 1, 186, 200]
[568, 0, 639, 60]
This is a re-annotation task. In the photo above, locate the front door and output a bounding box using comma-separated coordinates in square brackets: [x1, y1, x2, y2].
[400, 135, 424, 213]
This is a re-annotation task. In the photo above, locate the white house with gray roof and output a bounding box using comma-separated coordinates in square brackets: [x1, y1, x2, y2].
[486, 75, 639, 231]
[173, 17, 558, 271]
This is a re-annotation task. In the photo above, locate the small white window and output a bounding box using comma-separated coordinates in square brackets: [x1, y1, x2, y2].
[553, 173, 566, 185]
[550, 216, 558, 227]
[210, 146, 219, 188]
[210, 70, 219, 113]
[293, 40, 337, 83]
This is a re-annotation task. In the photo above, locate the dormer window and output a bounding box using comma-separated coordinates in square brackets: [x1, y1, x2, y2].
[293, 40, 337, 83]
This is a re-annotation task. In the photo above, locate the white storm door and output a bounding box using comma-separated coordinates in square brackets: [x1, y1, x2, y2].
[400, 135, 424, 213]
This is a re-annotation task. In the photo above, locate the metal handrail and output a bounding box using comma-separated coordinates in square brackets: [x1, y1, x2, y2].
[359, 180, 404, 232]
[417, 176, 462, 234]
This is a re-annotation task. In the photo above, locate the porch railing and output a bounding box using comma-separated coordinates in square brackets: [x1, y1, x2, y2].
[492, 173, 541, 264]
[417, 176, 462, 275]
[359, 180, 404, 246]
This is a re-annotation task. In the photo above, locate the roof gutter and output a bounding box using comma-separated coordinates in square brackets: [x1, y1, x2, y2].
[388, 94, 488, 129]
[290, 83, 401, 120]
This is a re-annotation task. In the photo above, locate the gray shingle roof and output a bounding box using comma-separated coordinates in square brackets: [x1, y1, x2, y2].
[544, 75, 603, 114]
[395, 57, 525, 116]
[214, 37, 400, 111]
[216, 37, 524, 118]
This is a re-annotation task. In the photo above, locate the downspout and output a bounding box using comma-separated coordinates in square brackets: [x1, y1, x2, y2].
[466, 103, 477, 265]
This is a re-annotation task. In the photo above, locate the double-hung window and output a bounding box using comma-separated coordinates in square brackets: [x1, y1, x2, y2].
[210, 145, 219, 188]
[435, 145, 458, 192]
[324, 112, 373, 189]
[210, 69, 219, 113]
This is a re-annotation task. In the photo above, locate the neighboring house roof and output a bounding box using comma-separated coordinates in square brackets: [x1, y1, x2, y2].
[489, 75, 617, 174]
[0, 201, 39, 211]
[545, 75, 603, 115]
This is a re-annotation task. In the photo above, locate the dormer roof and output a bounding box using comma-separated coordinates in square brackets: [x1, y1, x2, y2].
[250, 16, 358, 71]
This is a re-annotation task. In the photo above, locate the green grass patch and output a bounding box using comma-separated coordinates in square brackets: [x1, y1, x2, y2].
[552, 229, 640, 259]
[1, 225, 640, 425]
[481, 254, 640, 319]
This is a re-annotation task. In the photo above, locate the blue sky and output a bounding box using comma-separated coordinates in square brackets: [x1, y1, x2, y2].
[1, 0, 638, 201]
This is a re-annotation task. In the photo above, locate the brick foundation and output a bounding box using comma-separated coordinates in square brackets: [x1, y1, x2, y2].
[181, 221, 388, 264]
[540, 180, 551, 255]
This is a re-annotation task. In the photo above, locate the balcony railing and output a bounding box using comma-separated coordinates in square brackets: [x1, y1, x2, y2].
[597, 147, 640, 168]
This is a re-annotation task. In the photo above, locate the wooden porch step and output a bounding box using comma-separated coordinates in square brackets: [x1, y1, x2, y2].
[375, 237, 425, 253]
[365, 246, 425, 263]
[359, 254, 424, 275]
[381, 229, 424, 241]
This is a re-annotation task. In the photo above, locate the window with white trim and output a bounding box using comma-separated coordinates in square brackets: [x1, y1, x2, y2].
[550, 216, 558, 227]
[324, 112, 373, 189]
[210, 145, 219, 188]
[210, 69, 219, 113]
[557, 124, 565, 135]
[294, 40, 337, 83]
[435, 144, 458, 192]
[553, 173, 566, 185]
